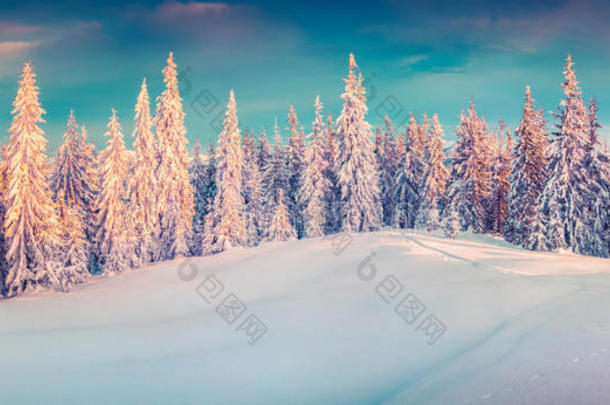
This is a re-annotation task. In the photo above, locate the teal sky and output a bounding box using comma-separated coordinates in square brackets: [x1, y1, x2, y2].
[1, 0, 609, 153]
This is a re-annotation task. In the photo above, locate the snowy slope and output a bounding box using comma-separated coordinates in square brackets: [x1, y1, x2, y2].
[1, 231, 609, 404]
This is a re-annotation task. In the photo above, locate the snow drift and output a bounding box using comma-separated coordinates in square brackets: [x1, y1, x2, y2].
[1, 231, 609, 404]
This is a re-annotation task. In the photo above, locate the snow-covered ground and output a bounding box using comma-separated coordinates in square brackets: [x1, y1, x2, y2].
[1, 231, 609, 404]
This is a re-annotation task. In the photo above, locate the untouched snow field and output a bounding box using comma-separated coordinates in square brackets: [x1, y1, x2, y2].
[1, 231, 609, 404]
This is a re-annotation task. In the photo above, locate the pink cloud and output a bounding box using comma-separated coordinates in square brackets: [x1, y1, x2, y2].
[0, 41, 41, 53]
[0, 21, 42, 35]
[155, 2, 229, 20]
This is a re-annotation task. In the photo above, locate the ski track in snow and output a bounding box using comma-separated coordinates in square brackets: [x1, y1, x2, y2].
[402, 233, 481, 266]
[380, 280, 590, 404]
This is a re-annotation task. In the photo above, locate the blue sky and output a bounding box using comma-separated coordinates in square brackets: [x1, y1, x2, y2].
[1, 0, 609, 152]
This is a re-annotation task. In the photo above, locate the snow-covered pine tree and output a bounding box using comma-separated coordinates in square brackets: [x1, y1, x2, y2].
[442, 205, 460, 239]
[256, 127, 273, 221]
[374, 124, 386, 224]
[394, 112, 425, 228]
[374, 125, 384, 169]
[202, 91, 246, 254]
[266, 189, 297, 242]
[415, 113, 449, 231]
[579, 98, 609, 257]
[242, 129, 265, 246]
[537, 54, 590, 253]
[55, 190, 89, 289]
[415, 204, 441, 232]
[524, 213, 548, 251]
[396, 126, 406, 156]
[418, 113, 431, 154]
[80, 127, 100, 191]
[480, 119, 496, 234]
[96, 109, 134, 273]
[488, 121, 512, 234]
[0, 160, 6, 285]
[198, 143, 217, 256]
[130, 78, 157, 265]
[257, 127, 273, 178]
[335, 53, 381, 232]
[445, 100, 493, 233]
[374, 124, 385, 223]
[0, 186, 6, 290]
[50, 111, 93, 282]
[505, 86, 548, 245]
[80, 125, 101, 272]
[265, 118, 289, 209]
[190, 140, 208, 256]
[377, 115, 399, 226]
[2, 61, 63, 297]
[204, 142, 217, 210]
[287, 105, 306, 238]
[301, 96, 331, 237]
[323, 112, 340, 234]
[153, 52, 194, 260]
[51, 111, 84, 204]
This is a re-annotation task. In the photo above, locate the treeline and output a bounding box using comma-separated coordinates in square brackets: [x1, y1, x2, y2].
[0, 53, 607, 298]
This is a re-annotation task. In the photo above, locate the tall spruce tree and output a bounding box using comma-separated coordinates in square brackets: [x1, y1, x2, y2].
[287, 105, 306, 238]
[243, 130, 265, 246]
[51, 111, 94, 212]
[50, 111, 93, 281]
[445, 100, 493, 232]
[256, 127, 273, 226]
[579, 98, 609, 257]
[537, 54, 590, 252]
[265, 119, 289, 209]
[130, 78, 157, 264]
[488, 121, 512, 234]
[96, 109, 134, 273]
[203, 91, 246, 254]
[301, 96, 330, 237]
[153, 52, 194, 260]
[80, 125, 101, 272]
[505, 86, 549, 245]
[257, 127, 273, 188]
[335, 53, 381, 232]
[415, 113, 449, 231]
[323, 112, 340, 234]
[2, 61, 63, 297]
[377, 115, 399, 226]
[394, 112, 425, 228]
[190, 140, 208, 256]
[198, 143, 217, 255]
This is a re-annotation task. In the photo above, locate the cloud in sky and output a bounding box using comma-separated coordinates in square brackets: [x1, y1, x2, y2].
[0, 40, 42, 78]
[395, 55, 427, 68]
[0, 21, 44, 69]
[0, 21, 42, 35]
[0, 0, 609, 150]
[0, 40, 40, 53]
[142, 0, 301, 51]
[147, 1, 250, 37]
[154, 1, 229, 20]
[361, 0, 610, 68]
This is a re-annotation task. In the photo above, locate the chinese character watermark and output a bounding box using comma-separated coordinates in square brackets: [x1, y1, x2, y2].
[322, 231, 354, 256]
[178, 258, 269, 346]
[178, 66, 224, 135]
[355, 251, 448, 345]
